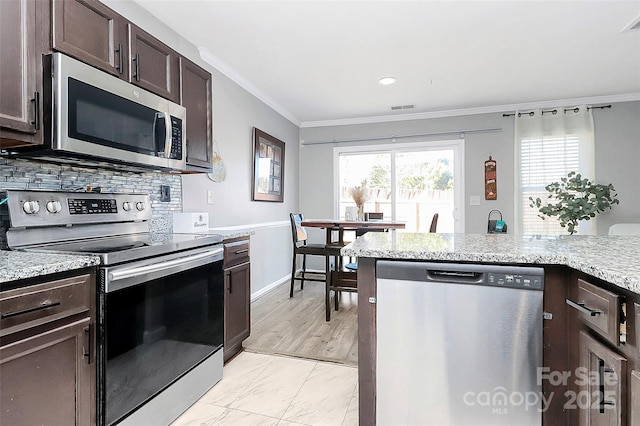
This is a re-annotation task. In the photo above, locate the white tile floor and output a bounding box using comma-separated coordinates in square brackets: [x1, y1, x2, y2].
[171, 351, 358, 426]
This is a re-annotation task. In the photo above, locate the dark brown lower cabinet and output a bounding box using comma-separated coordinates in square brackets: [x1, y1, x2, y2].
[223, 237, 251, 362]
[0, 318, 93, 425]
[0, 271, 95, 425]
[631, 371, 640, 426]
[579, 331, 627, 426]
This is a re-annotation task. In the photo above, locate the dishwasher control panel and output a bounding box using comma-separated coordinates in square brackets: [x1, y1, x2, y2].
[488, 272, 543, 290]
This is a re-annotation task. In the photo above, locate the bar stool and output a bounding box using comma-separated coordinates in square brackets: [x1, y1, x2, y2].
[289, 213, 326, 297]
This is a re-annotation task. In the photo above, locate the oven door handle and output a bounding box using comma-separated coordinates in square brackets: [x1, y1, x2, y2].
[107, 247, 223, 288]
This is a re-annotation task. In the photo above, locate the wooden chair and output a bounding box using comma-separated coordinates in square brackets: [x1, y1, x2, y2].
[289, 213, 326, 297]
[325, 243, 357, 321]
[429, 213, 439, 233]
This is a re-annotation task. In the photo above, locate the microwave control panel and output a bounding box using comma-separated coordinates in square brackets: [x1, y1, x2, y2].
[170, 116, 183, 160]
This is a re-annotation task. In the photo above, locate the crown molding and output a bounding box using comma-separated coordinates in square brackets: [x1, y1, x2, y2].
[198, 47, 301, 126]
[299, 93, 640, 128]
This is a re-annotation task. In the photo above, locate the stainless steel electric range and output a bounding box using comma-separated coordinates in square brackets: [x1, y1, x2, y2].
[4, 189, 224, 426]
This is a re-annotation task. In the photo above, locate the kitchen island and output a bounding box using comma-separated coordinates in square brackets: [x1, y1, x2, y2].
[342, 232, 640, 426]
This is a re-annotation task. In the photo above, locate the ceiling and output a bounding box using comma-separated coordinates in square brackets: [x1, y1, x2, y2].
[133, 1, 640, 126]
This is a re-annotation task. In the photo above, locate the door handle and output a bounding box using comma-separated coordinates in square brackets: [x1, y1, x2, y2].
[1, 300, 60, 319]
[598, 359, 615, 413]
[565, 299, 602, 316]
[83, 324, 93, 364]
[133, 53, 140, 81]
[115, 43, 123, 74]
[30, 92, 40, 130]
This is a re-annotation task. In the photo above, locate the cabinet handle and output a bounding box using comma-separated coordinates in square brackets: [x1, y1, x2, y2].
[598, 359, 615, 413]
[83, 324, 93, 364]
[235, 249, 249, 255]
[115, 43, 123, 74]
[1, 300, 60, 319]
[565, 299, 602, 316]
[30, 92, 40, 130]
[229, 273, 233, 294]
[133, 53, 140, 82]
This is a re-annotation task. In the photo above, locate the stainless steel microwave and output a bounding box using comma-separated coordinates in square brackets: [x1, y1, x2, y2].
[38, 53, 186, 171]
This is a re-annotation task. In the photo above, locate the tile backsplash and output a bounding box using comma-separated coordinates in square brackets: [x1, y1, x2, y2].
[0, 158, 182, 239]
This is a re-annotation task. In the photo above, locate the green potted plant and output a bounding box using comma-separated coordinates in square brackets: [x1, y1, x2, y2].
[529, 171, 619, 235]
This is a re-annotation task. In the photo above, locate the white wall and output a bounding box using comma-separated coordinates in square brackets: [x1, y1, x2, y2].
[103, 0, 299, 296]
[299, 101, 640, 236]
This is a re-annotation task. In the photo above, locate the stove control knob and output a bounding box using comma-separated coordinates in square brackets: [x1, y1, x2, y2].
[122, 202, 133, 211]
[22, 200, 40, 214]
[135, 202, 146, 211]
[46, 200, 62, 214]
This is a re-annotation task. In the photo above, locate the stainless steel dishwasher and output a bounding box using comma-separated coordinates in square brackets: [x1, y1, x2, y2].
[376, 261, 544, 426]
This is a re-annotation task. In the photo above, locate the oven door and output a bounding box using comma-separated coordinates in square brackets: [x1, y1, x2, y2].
[98, 245, 223, 426]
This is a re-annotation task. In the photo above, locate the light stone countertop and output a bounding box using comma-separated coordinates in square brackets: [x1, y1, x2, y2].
[0, 231, 252, 285]
[342, 232, 640, 294]
[0, 251, 100, 284]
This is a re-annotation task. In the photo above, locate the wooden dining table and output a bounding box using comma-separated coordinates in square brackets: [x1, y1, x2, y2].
[301, 219, 405, 321]
[300, 219, 406, 245]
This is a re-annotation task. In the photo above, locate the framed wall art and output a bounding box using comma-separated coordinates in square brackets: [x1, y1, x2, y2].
[252, 128, 285, 202]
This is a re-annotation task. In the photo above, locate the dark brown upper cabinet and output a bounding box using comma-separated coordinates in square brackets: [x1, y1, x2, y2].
[0, 0, 42, 147]
[129, 24, 180, 104]
[2, 0, 214, 165]
[52, 0, 127, 77]
[180, 57, 213, 170]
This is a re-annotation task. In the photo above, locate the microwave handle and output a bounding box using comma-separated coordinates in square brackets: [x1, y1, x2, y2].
[153, 112, 173, 158]
[163, 111, 172, 158]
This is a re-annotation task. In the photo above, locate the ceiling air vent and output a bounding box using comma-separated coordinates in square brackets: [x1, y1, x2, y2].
[391, 104, 415, 111]
[623, 15, 640, 32]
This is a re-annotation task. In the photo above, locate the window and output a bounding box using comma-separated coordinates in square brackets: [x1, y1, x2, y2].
[514, 107, 595, 235]
[335, 140, 464, 233]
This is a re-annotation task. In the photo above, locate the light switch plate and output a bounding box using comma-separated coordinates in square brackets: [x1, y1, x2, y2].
[470, 195, 480, 206]
[207, 190, 214, 205]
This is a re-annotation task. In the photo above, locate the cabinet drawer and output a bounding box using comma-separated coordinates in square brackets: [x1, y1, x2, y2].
[224, 240, 250, 268]
[0, 274, 91, 337]
[569, 278, 622, 345]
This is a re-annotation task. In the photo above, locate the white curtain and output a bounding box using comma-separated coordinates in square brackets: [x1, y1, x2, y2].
[514, 105, 595, 235]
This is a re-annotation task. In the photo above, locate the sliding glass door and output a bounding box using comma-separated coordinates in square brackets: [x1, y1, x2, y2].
[335, 140, 464, 233]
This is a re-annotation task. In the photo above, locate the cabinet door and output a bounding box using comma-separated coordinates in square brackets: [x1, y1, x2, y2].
[52, 0, 127, 77]
[0, 0, 39, 138]
[0, 317, 94, 426]
[129, 23, 180, 103]
[224, 262, 250, 362]
[579, 331, 627, 426]
[631, 370, 640, 426]
[180, 57, 213, 170]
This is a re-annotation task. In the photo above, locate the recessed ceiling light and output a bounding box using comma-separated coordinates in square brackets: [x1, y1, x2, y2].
[378, 77, 397, 86]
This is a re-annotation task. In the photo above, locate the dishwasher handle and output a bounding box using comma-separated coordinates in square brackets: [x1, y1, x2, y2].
[426, 269, 484, 284]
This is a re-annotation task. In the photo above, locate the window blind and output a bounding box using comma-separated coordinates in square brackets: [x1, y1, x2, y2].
[520, 135, 580, 235]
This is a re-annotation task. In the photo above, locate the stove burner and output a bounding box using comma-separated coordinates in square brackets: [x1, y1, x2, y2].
[77, 240, 149, 253]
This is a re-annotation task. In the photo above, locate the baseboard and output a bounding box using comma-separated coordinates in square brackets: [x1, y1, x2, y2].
[250, 269, 326, 302]
[251, 274, 289, 301]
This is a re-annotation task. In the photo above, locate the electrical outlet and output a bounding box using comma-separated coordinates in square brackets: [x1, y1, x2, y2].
[207, 190, 214, 205]
[469, 195, 480, 206]
[160, 185, 171, 202]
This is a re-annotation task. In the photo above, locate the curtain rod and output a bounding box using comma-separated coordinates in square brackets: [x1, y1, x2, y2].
[502, 104, 611, 117]
[300, 127, 502, 146]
